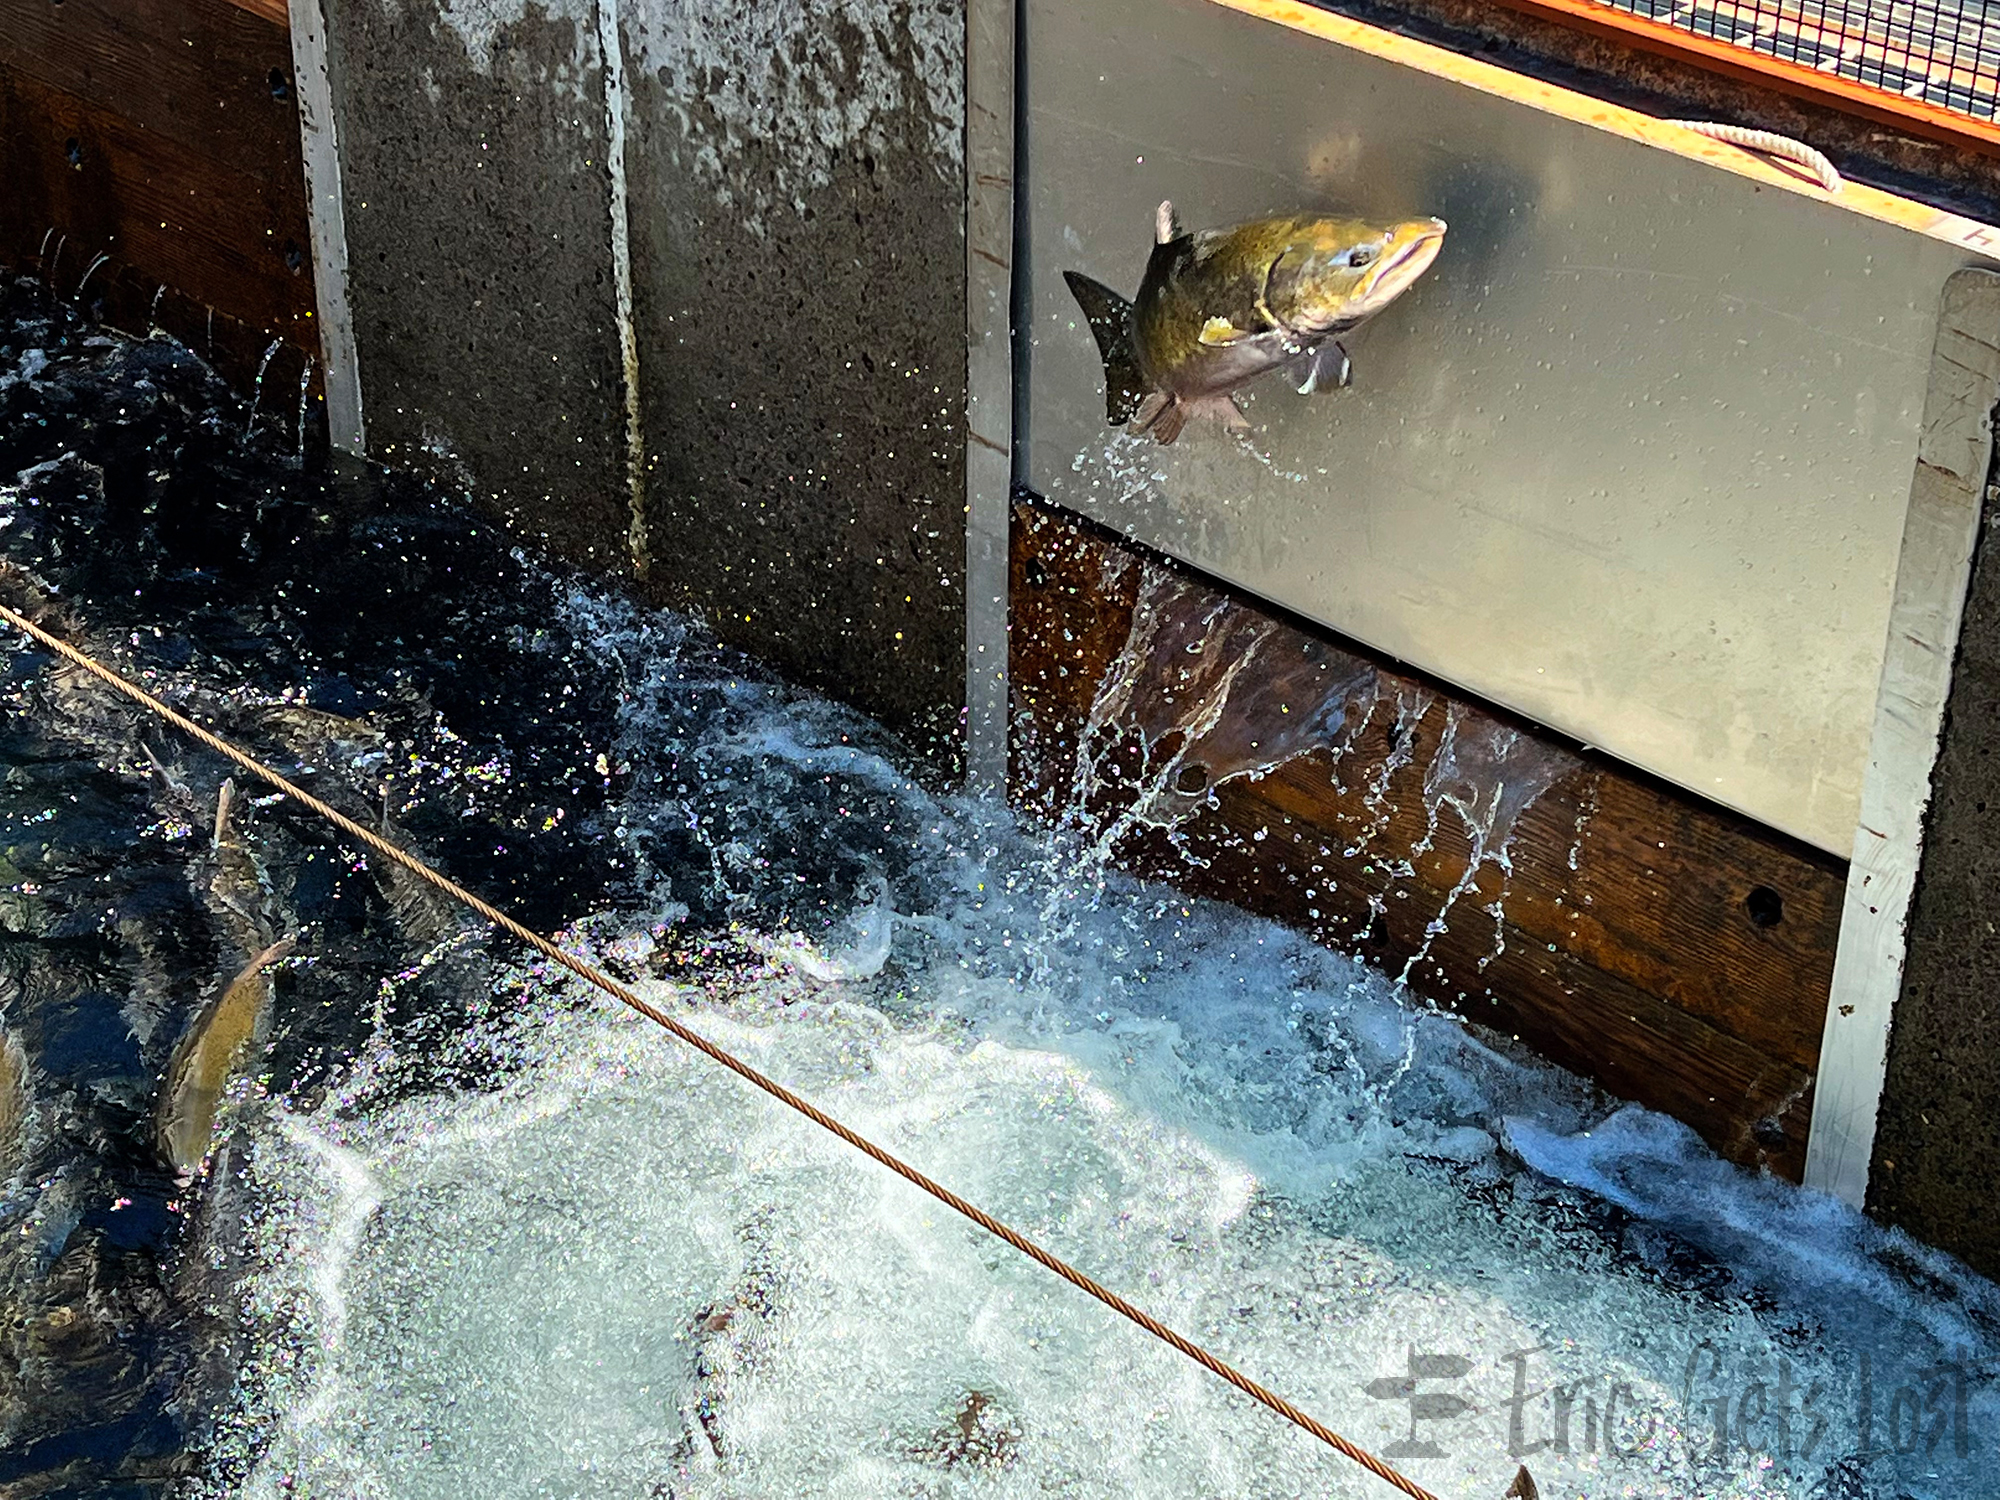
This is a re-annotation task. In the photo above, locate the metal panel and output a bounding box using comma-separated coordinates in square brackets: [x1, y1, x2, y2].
[965, 0, 1016, 794]
[288, 0, 363, 457]
[1020, 0, 1997, 853]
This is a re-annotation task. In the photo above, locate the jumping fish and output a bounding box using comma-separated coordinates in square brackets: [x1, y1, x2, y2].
[153, 935, 294, 1178]
[1064, 200, 1446, 444]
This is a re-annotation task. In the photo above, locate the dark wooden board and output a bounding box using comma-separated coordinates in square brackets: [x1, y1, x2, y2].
[1011, 499, 1845, 1180]
[0, 53, 318, 406]
[0, 0, 301, 177]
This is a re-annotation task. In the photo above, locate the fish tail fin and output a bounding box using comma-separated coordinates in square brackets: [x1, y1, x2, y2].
[1062, 271, 1149, 426]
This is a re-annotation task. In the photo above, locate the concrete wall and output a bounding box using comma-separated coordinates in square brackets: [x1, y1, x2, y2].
[621, 0, 967, 761]
[323, 0, 630, 568]
[319, 0, 967, 762]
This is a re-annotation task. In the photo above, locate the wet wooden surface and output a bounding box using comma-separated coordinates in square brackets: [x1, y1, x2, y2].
[1011, 499, 1846, 1180]
[0, 0, 318, 408]
[225, 0, 291, 24]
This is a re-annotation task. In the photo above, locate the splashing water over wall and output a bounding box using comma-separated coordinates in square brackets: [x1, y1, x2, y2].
[193, 582, 2000, 1500]
[1048, 545, 1581, 1000]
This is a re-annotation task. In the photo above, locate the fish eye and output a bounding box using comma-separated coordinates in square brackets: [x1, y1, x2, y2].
[1345, 245, 1379, 269]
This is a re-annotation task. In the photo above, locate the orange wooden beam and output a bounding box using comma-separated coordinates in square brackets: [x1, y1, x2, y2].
[1484, 0, 2000, 159]
[221, 0, 288, 26]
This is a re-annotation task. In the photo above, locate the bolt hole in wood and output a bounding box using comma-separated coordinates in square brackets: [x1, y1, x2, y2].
[1745, 884, 1785, 928]
[63, 137, 80, 168]
[1173, 762, 1209, 795]
[269, 67, 289, 101]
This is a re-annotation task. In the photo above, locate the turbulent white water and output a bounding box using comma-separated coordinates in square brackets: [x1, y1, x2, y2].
[200, 586, 2000, 1500]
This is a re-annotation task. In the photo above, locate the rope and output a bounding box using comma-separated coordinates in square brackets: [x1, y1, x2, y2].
[0, 598, 1447, 1500]
[1667, 120, 1843, 194]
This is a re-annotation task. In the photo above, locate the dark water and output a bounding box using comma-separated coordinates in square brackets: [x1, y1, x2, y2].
[0, 280, 940, 1495]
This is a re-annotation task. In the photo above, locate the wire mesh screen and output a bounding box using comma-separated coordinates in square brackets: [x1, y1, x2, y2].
[1591, 0, 2000, 119]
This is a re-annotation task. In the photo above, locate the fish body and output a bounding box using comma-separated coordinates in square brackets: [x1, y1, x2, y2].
[1065, 200, 1446, 444]
[154, 936, 293, 1178]
[0, 1025, 27, 1176]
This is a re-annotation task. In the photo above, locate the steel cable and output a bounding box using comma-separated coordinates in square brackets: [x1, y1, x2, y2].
[0, 597, 1448, 1500]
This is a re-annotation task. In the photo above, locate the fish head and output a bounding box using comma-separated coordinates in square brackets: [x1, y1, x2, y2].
[1258, 215, 1446, 339]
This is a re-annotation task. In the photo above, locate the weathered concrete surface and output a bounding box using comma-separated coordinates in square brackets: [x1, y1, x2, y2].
[1873, 478, 2000, 1281]
[321, 0, 630, 571]
[320, 0, 969, 763]
[621, 0, 968, 766]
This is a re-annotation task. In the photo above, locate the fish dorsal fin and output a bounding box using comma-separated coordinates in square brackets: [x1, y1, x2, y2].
[1062, 270, 1150, 426]
[1197, 316, 1248, 348]
[1155, 199, 1182, 245]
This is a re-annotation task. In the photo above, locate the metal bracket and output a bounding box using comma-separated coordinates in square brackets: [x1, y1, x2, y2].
[288, 0, 365, 459]
[964, 0, 1016, 794]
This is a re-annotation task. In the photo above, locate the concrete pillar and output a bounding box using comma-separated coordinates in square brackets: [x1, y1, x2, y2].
[316, 0, 969, 762]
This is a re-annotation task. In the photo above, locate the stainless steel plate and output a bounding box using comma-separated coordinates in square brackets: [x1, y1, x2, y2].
[1020, 0, 1993, 853]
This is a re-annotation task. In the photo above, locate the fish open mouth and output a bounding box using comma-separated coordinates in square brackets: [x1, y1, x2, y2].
[1345, 215, 1446, 322]
[1372, 217, 1447, 289]
[1277, 216, 1447, 340]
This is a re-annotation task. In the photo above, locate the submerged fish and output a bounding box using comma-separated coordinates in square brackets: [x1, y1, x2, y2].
[0, 1024, 27, 1174]
[1064, 200, 1446, 444]
[154, 936, 294, 1178]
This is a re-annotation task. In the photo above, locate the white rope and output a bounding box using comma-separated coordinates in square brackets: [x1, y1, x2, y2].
[1667, 120, 1843, 194]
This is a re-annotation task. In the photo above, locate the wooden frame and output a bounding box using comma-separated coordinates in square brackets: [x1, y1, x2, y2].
[1484, 0, 2000, 159]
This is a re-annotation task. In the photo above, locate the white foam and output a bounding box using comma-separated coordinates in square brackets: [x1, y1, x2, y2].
[199, 584, 2000, 1500]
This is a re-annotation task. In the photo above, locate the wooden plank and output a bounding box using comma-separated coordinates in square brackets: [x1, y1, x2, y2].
[0, 0, 300, 183]
[1012, 500, 1844, 1180]
[224, 0, 289, 24]
[0, 66, 317, 357]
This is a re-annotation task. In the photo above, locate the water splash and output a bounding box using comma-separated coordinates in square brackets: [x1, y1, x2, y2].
[74, 253, 110, 299]
[7, 300, 1997, 1500]
[294, 356, 316, 459]
[1400, 705, 1580, 985]
[245, 339, 282, 440]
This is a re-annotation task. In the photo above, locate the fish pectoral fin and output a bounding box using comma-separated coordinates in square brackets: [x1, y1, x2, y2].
[1196, 316, 1249, 348]
[1291, 342, 1352, 396]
